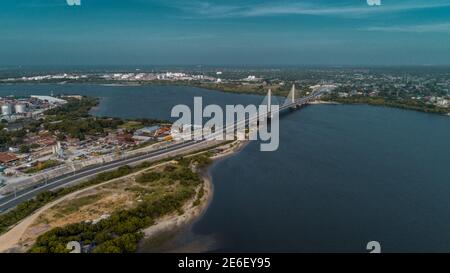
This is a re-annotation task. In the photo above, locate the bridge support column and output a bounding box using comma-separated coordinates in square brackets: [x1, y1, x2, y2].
[267, 89, 272, 122]
[290, 84, 299, 110]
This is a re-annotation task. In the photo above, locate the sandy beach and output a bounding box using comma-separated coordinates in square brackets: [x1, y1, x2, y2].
[308, 100, 341, 105]
[138, 140, 249, 252]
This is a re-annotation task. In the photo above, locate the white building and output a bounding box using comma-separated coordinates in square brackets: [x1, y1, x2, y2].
[436, 98, 448, 108]
[31, 96, 67, 105]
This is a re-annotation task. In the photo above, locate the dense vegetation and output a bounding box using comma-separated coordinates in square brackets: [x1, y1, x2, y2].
[43, 97, 124, 140]
[190, 81, 449, 115]
[43, 97, 170, 140]
[0, 127, 26, 148]
[0, 121, 41, 150]
[323, 94, 449, 114]
[0, 162, 156, 235]
[28, 155, 210, 253]
[189, 152, 213, 168]
[44, 97, 99, 119]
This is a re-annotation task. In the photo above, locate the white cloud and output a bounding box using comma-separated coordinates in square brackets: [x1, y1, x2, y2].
[363, 23, 450, 33]
[173, 0, 450, 19]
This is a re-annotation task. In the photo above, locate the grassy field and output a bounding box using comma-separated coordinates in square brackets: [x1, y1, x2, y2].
[119, 121, 144, 131]
[27, 154, 211, 253]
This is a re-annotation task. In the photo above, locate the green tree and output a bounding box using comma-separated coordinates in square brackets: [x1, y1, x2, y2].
[19, 144, 30, 153]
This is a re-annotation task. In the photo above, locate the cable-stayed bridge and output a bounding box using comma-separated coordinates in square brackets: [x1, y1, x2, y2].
[0, 85, 334, 211]
[202, 84, 334, 141]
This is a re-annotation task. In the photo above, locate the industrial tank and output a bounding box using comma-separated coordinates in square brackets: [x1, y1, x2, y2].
[1, 104, 12, 116]
[14, 104, 26, 114]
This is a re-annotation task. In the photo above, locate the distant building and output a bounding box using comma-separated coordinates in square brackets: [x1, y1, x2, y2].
[135, 126, 160, 136]
[117, 133, 134, 144]
[0, 152, 19, 164]
[62, 95, 83, 100]
[30, 95, 67, 104]
[1, 104, 12, 116]
[156, 126, 171, 137]
[8, 147, 19, 153]
[436, 98, 448, 108]
[52, 142, 64, 158]
[14, 104, 26, 114]
[133, 126, 160, 142]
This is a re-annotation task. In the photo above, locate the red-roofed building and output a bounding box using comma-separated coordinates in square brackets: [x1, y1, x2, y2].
[0, 152, 19, 164]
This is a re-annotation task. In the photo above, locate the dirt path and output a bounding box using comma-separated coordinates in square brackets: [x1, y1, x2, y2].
[0, 161, 172, 253]
[0, 141, 246, 253]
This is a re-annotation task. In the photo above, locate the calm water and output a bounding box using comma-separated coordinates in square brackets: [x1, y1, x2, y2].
[1, 84, 449, 252]
[0, 83, 265, 120]
[192, 105, 450, 253]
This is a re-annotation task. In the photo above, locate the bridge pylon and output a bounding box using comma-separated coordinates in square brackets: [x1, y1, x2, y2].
[267, 88, 272, 121]
[283, 84, 298, 109]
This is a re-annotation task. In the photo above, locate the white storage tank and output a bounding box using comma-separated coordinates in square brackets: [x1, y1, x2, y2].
[14, 104, 26, 114]
[1, 104, 12, 116]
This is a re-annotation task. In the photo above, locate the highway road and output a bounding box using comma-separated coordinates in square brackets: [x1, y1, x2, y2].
[0, 88, 328, 213]
[0, 140, 208, 212]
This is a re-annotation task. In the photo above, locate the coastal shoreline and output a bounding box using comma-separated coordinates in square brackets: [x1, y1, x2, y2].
[138, 140, 249, 252]
[0, 82, 447, 115]
[0, 139, 248, 253]
[308, 100, 341, 105]
[0, 160, 177, 253]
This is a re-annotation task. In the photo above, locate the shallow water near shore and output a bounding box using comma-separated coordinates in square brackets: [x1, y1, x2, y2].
[1, 83, 449, 252]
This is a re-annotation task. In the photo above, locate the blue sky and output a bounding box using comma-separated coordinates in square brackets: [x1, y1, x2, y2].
[1, 0, 450, 66]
